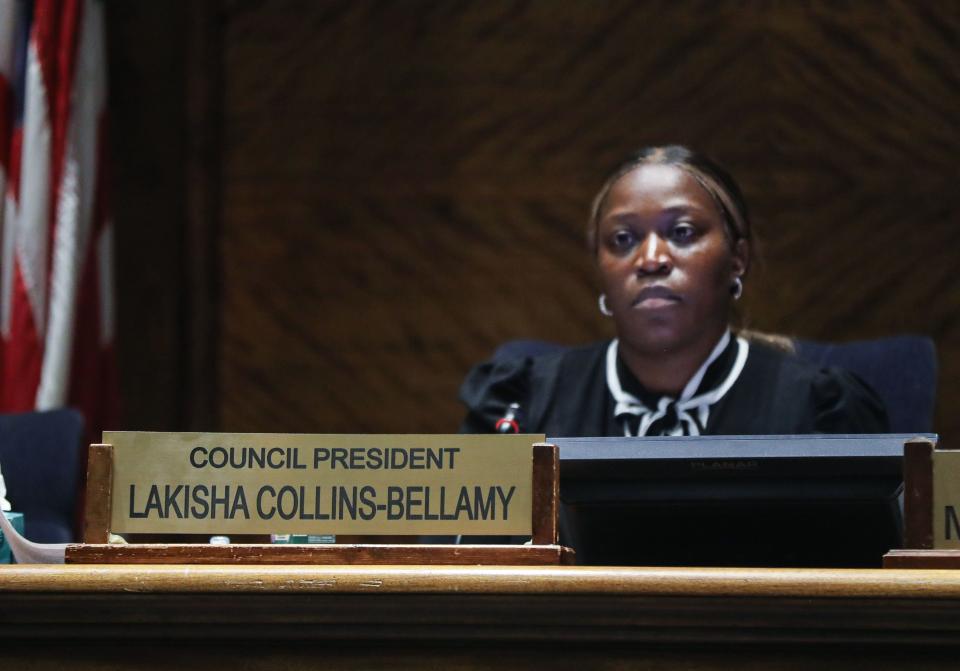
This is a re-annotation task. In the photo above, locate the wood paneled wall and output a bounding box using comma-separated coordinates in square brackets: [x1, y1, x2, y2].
[107, 3, 190, 430]
[109, 2, 960, 438]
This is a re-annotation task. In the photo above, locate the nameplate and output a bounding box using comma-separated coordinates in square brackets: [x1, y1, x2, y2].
[103, 432, 541, 535]
[934, 449, 960, 548]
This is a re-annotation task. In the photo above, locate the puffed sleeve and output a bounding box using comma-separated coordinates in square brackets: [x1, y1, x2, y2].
[810, 368, 890, 433]
[458, 356, 534, 433]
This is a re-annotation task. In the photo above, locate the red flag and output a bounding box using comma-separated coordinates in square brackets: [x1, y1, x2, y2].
[0, 0, 119, 443]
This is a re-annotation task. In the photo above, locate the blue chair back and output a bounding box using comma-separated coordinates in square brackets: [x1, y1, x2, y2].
[794, 336, 936, 434]
[493, 335, 937, 434]
[0, 409, 85, 542]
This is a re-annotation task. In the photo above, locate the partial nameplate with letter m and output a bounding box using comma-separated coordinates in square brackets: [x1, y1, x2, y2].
[934, 449, 960, 548]
[103, 432, 541, 536]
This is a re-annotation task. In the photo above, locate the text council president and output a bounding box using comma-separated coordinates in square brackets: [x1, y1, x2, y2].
[188, 445, 462, 471]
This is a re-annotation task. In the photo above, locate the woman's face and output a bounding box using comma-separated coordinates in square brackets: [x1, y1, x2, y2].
[595, 163, 748, 356]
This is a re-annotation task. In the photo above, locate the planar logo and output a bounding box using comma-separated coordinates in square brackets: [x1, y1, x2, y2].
[689, 460, 759, 472]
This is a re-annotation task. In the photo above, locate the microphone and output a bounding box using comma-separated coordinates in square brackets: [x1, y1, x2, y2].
[495, 403, 522, 434]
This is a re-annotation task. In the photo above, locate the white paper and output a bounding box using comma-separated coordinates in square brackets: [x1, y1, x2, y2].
[0, 462, 11, 511]
[0, 507, 66, 564]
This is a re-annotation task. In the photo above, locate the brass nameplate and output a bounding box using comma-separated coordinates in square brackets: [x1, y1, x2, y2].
[933, 450, 960, 548]
[103, 432, 541, 535]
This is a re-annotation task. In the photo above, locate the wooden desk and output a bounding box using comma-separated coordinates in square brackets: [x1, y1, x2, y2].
[1, 565, 959, 669]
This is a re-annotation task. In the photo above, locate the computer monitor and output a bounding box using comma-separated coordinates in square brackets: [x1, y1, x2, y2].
[554, 434, 924, 568]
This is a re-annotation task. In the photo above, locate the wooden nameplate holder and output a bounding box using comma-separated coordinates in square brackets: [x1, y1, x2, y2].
[884, 438, 960, 569]
[68, 442, 575, 565]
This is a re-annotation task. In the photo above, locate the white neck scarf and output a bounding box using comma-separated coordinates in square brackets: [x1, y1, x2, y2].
[606, 331, 749, 437]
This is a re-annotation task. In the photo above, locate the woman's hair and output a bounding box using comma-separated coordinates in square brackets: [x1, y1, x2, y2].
[587, 145, 752, 259]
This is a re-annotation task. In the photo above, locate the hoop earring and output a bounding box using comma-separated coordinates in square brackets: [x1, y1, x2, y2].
[598, 294, 613, 317]
[731, 277, 743, 300]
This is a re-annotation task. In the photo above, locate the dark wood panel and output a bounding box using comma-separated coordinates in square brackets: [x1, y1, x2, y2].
[105, 3, 191, 431]
[4, 566, 960, 670]
[220, 191, 602, 431]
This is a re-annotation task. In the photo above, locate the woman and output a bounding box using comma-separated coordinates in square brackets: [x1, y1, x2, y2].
[460, 145, 888, 436]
